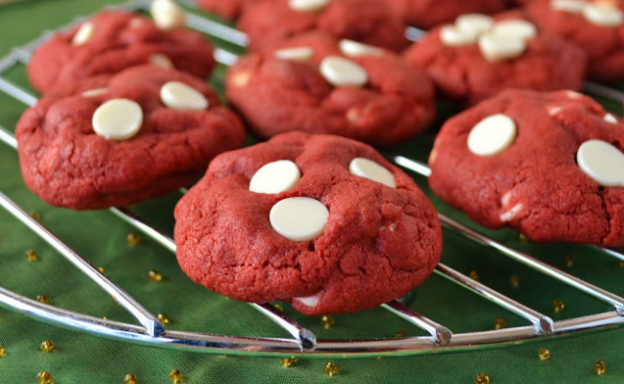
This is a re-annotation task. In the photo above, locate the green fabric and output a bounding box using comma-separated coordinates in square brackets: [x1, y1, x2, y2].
[1, 0, 624, 382]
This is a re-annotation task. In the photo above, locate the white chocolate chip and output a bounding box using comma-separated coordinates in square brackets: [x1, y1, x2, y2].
[583, 4, 624, 27]
[500, 203, 524, 222]
[160, 81, 209, 111]
[440, 25, 478, 46]
[467, 114, 517, 156]
[72, 22, 95, 46]
[92, 99, 143, 141]
[456, 13, 494, 35]
[82, 88, 108, 97]
[289, 0, 329, 12]
[604, 113, 619, 124]
[501, 191, 512, 207]
[319, 56, 368, 87]
[274, 47, 314, 62]
[294, 294, 321, 308]
[230, 71, 251, 88]
[270, 197, 329, 242]
[551, 0, 587, 13]
[339, 39, 383, 57]
[548, 106, 564, 116]
[150, 54, 174, 69]
[567, 90, 583, 99]
[249, 160, 301, 194]
[349, 158, 396, 188]
[478, 32, 527, 62]
[150, 0, 187, 30]
[577, 140, 624, 186]
[490, 20, 537, 40]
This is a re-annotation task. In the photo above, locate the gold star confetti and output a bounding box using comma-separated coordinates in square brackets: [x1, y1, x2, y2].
[519, 234, 529, 243]
[29, 211, 41, 221]
[280, 357, 297, 368]
[127, 233, 141, 246]
[565, 255, 575, 268]
[168, 369, 183, 383]
[320, 315, 335, 330]
[539, 348, 551, 361]
[0, 344, 5, 357]
[40, 340, 55, 353]
[474, 372, 490, 384]
[468, 270, 480, 282]
[25, 249, 38, 262]
[124, 373, 138, 384]
[158, 313, 171, 325]
[615, 261, 624, 269]
[273, 304, 284, 313]
[395, 330, 407, 338]
[36, 371, 53, 384]
[149, 269, 163, 282]
[36, 295, 50, 304]
[594, 360, 607, 375]
[98, 267, 105, 275]
[324, 362, 338, 377]
[494, 317, 507, 330]
[509, 275, 520, 288]
[552, 299, 565, 313]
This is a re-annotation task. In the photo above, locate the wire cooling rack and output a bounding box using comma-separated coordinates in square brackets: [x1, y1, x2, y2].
[1, 0, 624, 358]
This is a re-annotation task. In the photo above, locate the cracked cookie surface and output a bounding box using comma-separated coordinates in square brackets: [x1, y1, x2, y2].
[174, 132, 442, 315]
[16, 66, 245, 210]
[429, 89, 624, 246]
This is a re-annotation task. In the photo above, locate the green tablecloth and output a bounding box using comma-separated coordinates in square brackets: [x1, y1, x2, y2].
[1, 0, 624, 382]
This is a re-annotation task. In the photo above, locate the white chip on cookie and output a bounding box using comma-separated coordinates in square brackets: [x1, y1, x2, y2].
[274, 47, 315, 62]
[456, 13, 494, 35]
[289, 0, 329, 12]
[249, 160, 301, 194]
[339, 39, 383, 57]
[604, 113, 618, 124]
[293, 293, 321, 308]
[551, 0, 586, 13]
[270, 197, 329, 242]
[160, 81, 209, 111]
[82, 88, 108, 98]
[467, 114, 517, 156]
[490, 20, 538, 40]
[150, 54, 174, 69]
[440, 25, 478, 46]
[319, 56, 368, 87]
[92, 99, 143, 141]
[72, 22, 95, 46]
[349, 158, 396, 188]
[478, 32, 527, 62]
[151, 0, 187, 30]
[583, 4, 624, 27]
[577, 140, 624, 187]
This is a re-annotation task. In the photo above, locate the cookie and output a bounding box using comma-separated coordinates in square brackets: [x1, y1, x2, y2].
[429, 89, 624, 246]
[226, 32, 436, 145]
[16, 66, 245, 210]
[526, 0, 624, 82]
[195, 0, 260, 19]
[28, 9, 216, 94]
[174, 132, 443, 315]
[236, 0, 409, 52]
[381, 0, 507, 29]
[403, 12, 587, 106]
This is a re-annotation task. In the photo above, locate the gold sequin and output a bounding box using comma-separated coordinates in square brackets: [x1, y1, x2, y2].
[552, 299, 565, 313]
[26, 249, 38, 262]
[168, 369, 183, 383]
[594, 360, 607, 375]
[469, 270, 480, 282]
[324, 362, 338, 377]
[127, 233, 141, 246]
[40, 340, 55, 353]
[565, 255, 575, 268]
[0, 344, 5, 357]
[98, 267, 105, 275]
[519, 234, 529, 243]
[509, 275, 520, 288]
[36, 295, 50, 304]
[494, 317, 507, 330]
[395, 330, 407, 338]
[539, 348, 551, 361]
[124, 373, 138, 384]
[29, 211, 41, 221]
[37, 371, 53, 384]
[320, 315, 335, 330]
[149, 269, 163, 282]
[158, 313, 171, 325]
[273, 304, 284, 313]
[474, 372, 490, 384]
[280, 357, 297, 368]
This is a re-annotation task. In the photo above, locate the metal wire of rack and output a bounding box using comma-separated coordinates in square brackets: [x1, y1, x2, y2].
[0, 0, 623, 357]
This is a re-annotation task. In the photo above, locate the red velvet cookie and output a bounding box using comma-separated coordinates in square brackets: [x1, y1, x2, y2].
[404, 13, 587, 106]
[381, 0, 507, 29]
[195, 0, 262, 19]
[226, 32, 436, 145]
[28, 10, 216, 94]
[16, 66, 245, 210]
[429, 89, 624, 246]
[237, 0, 409, 52]
[526, 0, 624, 82]
[174, 132, 443, 315]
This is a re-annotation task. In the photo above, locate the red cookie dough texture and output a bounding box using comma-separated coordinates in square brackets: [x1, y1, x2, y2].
[174, 132, 443, 315]
[27, 10, 216, 94]
[526, 0, 624, 82]
[16, 66, 245, 210]
[403, 12, 587, 106]
[381, 0, 506, 29]
[429, 89, 624, 246]
[195, 0, 260, 19]
[226, 32, 436, 145]
[237, 0, 408, 52]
